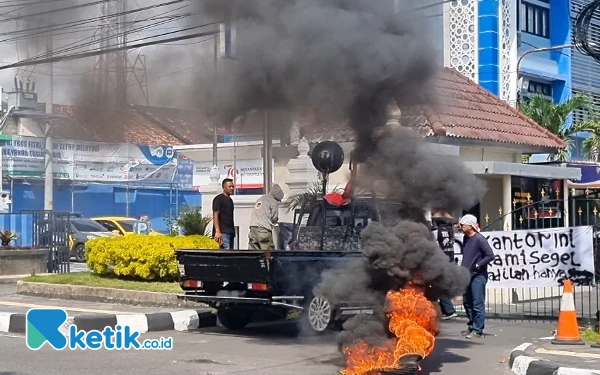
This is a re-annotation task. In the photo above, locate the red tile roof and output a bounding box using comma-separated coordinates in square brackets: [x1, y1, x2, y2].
[40, 104, 264, 145]
[36, 68, 565, 150]
[299, 67, 567, 150]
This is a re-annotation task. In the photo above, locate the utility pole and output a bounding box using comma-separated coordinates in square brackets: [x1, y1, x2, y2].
[44, 35, 54, 212]
[263, 110, 272, 193]
[212, 35, 218, 167]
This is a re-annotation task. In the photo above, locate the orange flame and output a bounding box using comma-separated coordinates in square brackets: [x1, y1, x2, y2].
[340, 283, 440, 375]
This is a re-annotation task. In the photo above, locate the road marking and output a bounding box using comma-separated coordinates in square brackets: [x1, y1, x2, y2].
[512, 343, 532, 352]
[0, 300, 137, 315]
[537, 336, 554, 340]
[0, 333, 22, 339]
[536, 347, 600, 359]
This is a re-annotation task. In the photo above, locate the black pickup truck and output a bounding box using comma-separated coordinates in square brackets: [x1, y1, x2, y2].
[176, 197, 378, 333]
[176, 140, 426, 334]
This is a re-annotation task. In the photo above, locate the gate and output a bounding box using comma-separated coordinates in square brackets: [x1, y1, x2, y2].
[451, 188, 600, 325]
[28, 210, 74, 274]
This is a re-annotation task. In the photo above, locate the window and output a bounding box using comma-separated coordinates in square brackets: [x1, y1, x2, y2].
[95, 219, 121, 233]
[527, 81, 552, 96]
[520, 2, 550, 38]
[117, 220, 136, 232]
[71, 219, 110, 233]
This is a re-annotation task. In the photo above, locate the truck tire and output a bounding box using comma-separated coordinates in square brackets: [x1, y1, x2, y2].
[304, 295, 333, 333]
[217, 309, 251, 330]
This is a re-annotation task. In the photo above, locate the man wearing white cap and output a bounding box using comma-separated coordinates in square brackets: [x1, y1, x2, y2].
[458, 214, 495, 339]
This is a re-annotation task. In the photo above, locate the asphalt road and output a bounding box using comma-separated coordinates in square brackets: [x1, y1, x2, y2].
[0, 314, 557, 375]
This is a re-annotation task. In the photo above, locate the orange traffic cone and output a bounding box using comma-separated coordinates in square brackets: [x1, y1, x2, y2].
[551, 279, 585, 345]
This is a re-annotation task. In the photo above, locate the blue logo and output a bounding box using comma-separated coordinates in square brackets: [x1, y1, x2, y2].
[137, 145, 175, 165]
[26, 308, 173, 351]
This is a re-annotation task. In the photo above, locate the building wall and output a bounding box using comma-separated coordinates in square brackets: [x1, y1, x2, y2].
[517, 0, 571, 103]
[570, 0, 600, 161]
[4, 180, 200, 233]
[443, 0, 569, 106]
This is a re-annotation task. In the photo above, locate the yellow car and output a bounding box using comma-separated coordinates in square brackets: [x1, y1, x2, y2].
[91, 216, 163, 236]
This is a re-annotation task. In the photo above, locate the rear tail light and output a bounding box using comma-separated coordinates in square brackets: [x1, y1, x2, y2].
[183, 280, 202, 288]
[247, 283, 269, 291]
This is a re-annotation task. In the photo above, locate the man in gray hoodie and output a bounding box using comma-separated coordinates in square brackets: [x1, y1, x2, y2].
[248, 184, 285, 250]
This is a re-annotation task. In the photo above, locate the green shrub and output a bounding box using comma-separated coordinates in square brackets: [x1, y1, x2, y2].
[176, 206, 212, 236]
[85, 234, 219, 281]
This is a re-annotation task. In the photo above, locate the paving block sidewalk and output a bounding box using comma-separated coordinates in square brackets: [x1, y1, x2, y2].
[509, 342, 600, 375]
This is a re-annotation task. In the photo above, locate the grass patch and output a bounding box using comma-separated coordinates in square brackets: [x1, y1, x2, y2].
[24, 272, 182, 293]
[581, 327, 600, 344]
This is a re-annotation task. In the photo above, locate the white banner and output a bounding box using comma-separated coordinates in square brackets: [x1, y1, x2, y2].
[1, 135, 177, 183]
[193, 159, 271, 189]
[448, 226, 595, 288]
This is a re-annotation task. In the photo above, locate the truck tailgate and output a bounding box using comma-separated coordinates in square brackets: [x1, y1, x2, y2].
[177, 250, 270, 283]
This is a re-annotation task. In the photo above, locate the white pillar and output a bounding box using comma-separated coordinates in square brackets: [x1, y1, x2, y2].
[563, 179, 570, 226]
[200, 165, 222, 218]
[283, 137, 319, 223]
[285, 137, 318, 196]
[502, 174, 512, 231]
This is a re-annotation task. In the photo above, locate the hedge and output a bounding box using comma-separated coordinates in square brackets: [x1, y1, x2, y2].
[85, 234, 219, 281]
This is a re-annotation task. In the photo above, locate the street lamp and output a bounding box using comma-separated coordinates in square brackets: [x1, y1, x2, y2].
[515, 43, 578, 106]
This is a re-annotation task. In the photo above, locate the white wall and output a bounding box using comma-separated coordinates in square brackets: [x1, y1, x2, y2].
[459, 146, 520, 163]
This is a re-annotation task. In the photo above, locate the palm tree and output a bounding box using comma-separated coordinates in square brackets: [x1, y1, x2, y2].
[518, 93, 600, 162]
[282, 173, 344, 213]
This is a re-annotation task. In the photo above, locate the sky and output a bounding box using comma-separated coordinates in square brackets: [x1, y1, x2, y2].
[0, 0, 215, 108]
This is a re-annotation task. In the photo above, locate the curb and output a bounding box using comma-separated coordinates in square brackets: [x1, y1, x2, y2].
[0, 309, 217, 334]
[509, 343, 600, 375]
[0, 274, 51, 285]
[17, 281, 204, 308]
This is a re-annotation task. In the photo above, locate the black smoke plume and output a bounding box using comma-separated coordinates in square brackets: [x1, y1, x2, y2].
[194, 0, 483, 359]
[191, 0, 439, 127]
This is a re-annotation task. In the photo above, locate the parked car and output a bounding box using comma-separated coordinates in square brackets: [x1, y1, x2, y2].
[38, 217, 119, 262]
[91, 216, 163, 236]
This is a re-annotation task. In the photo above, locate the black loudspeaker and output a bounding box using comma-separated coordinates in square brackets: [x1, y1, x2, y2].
[310, 141, 344, 174]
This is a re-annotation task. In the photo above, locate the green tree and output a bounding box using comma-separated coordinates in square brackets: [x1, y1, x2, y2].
[518, 93, 600, 162]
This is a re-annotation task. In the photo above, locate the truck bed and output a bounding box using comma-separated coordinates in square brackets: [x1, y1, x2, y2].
[176, 249, 363, 295]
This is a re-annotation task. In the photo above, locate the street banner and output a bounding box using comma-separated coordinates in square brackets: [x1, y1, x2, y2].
[192, 159, 272, 189]
[1, 135, 177, 183]
[448, 226, 595, 288]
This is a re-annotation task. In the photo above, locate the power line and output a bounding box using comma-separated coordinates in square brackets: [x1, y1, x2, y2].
[0, 0, 117, 24]
[11, 5, 198, 62]
[0, 26, 220, 71]
[573, 0, 600, 64]
[0, 0, 194, 43]
[29, 12, 193, 59]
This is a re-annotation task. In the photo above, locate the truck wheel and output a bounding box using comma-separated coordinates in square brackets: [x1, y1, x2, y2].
[306, 295, 333, 333]
[217, 309, 251, 330]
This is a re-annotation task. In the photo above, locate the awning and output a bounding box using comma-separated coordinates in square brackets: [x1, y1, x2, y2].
[566, 163, 600, 188]
[464, 161, 581, 180]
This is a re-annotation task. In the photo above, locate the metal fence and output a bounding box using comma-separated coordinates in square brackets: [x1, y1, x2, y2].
[0, 210, 75, 274]
[451, 187, 600, 325]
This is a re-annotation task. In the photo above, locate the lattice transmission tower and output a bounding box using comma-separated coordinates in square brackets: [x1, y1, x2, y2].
[91, 0, 149, 108]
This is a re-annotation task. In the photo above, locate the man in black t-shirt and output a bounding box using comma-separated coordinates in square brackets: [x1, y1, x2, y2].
[212, 178, 235, 249]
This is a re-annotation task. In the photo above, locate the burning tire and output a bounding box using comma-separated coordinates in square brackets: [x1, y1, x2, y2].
[305, 295, 334, 333]
[216, 309, 252, 330]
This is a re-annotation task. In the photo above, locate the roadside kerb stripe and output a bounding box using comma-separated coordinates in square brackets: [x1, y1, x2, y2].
[509, 343, 600, 375]
[0, 309, 216, 334]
